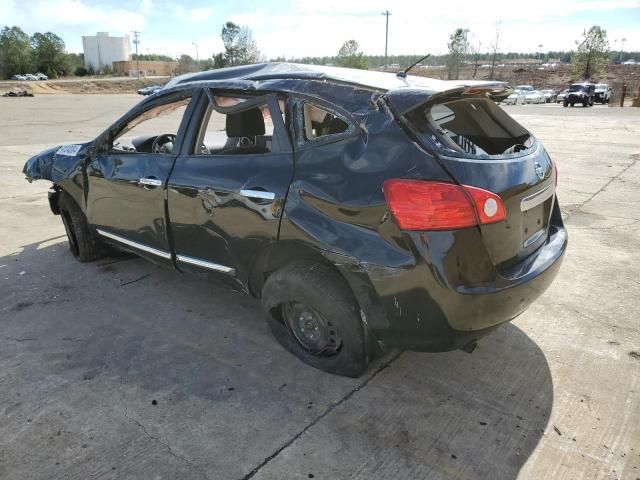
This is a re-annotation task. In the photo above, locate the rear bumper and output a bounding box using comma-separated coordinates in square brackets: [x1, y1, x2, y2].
[360, 211, 567, 352]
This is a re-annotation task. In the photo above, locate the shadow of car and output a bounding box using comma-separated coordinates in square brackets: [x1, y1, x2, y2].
[0, 237, 553, 479]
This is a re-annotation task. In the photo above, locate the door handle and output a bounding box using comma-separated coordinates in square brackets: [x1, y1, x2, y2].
[139, 177, 163, 188]
[240, 189, 276, 201]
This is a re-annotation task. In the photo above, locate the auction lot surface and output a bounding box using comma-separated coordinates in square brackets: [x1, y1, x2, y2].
[1, 95, 639, 480]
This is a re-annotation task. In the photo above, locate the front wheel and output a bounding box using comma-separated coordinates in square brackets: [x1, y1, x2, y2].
[58, 191, 105, 262]
[262, 261, 368, 377]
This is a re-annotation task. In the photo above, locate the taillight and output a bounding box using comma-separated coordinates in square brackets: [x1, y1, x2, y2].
[464, 184, 507, 225]
[382, 179, 506, 231]
[553, 160, 558, 186]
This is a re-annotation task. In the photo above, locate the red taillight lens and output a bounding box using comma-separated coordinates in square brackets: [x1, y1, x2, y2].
[464, 185, 507, 225]
[382, 179, 506, 231]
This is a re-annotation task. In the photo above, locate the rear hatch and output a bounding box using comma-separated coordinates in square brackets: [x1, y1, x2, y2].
[386, 85, 556, 273]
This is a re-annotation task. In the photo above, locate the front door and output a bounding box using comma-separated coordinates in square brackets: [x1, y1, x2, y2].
[167, 92, 293, 282]
[86, 91, 195, 263]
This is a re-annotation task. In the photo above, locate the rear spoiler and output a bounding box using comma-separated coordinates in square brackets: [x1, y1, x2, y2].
[385, 81, 511, 116]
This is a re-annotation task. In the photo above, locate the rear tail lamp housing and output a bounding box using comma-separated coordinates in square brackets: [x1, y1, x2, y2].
[382, 179, 506, 231]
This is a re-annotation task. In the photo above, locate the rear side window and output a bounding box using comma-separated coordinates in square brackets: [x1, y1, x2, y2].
[194, 96, 282, 155]
[407, 97, 533, 158]
[302, 103, 350, 141]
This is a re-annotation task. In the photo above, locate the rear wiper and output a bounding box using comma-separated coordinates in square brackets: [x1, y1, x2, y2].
[396, 54, 431, 78]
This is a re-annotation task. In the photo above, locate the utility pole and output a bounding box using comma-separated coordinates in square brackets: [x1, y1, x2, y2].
[620, 37, 627, 63]
[382, 10, 391, 70]
[132, 31, 141, 79]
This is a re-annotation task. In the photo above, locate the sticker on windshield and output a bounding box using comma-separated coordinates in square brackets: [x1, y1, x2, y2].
[56, 144, 82, 157]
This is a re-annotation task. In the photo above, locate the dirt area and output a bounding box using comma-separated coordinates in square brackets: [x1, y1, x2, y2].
[0, 77, 167, 95]
[414, 63, 640, 91]
[0, 95, 639, 479]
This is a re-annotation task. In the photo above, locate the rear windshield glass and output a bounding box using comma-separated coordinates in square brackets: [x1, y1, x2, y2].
[406, 97, 533, 158]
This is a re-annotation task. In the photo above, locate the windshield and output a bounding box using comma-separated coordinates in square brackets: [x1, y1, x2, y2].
[406, 97, 533, 159]
[595, 84, 607, 90]
[569, 84, 588, 92]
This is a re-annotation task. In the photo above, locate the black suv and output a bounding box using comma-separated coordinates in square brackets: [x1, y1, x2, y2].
[24, 63, 567, 377]
[564, 83, 595, 107]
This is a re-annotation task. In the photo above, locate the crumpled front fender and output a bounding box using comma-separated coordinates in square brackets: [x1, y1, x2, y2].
[23, 143, 90, 183]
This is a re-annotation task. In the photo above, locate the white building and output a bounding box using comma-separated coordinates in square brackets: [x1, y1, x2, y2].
[82, 32, 130, 71]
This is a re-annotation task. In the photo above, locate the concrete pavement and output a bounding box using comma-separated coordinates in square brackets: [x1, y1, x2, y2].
[1, 96, 638, 479]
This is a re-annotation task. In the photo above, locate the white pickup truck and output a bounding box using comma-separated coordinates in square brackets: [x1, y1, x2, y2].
[594, 84, 611, 104]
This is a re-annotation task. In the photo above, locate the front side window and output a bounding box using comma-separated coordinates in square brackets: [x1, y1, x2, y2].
[194, 96, 282, 155]
[111, 96, 191, 155]
[301, 103, 350, 141]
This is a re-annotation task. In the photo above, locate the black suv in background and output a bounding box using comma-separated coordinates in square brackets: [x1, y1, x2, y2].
[564, 83, 595, 107]
[23, 63, 567, 377]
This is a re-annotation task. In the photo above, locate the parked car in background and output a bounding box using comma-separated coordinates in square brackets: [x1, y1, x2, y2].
[23, 63, 566, 377]
[556, 89, 569, 103]
[23, 74, 38, 81]
[137, 84, 164, 96]
[525, 90, 545, 104]
[540, 89, 557, 103]
[564, 83, 595, 107]
[515, 85, 535, 92]
[594, 84, 611, 104]
[10, 74, 26, 81]
[35, 72, 48, 80]
[503, 90, 527, 105]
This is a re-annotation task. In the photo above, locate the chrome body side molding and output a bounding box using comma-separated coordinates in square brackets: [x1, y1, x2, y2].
[96, 229, 171, 259]
[176, 254, 235, 275]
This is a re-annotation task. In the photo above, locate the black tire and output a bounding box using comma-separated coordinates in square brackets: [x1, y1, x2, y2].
[58, 191, 105, 262]
[262, 261, 368, 377]
[583, 100, 589, 107]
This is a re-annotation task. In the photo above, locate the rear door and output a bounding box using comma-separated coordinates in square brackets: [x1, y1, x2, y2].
[167, 91, 293, 282]
[392, 89, 556, 271]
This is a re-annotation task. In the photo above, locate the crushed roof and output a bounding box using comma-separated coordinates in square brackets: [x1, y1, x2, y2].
[165, 62, 505, 93]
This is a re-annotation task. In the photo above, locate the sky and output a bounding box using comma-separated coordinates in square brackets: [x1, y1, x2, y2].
[1, 0, 639, 60]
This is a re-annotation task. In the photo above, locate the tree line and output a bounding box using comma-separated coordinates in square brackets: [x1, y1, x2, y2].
[443, 24, 629, 81]
[0, 26, 86, 78]
[1, 22, 637, 80]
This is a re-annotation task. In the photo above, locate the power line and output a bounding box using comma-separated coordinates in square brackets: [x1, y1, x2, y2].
[382, 10, 391, 69]
[132, 31, 141, 79]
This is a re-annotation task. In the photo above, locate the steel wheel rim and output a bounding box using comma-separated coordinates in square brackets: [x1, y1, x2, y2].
[282, 302, 342, 356]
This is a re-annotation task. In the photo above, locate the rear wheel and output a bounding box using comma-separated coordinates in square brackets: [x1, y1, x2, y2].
[58, 191, 105, 262]
[261, 261, 368, 377]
